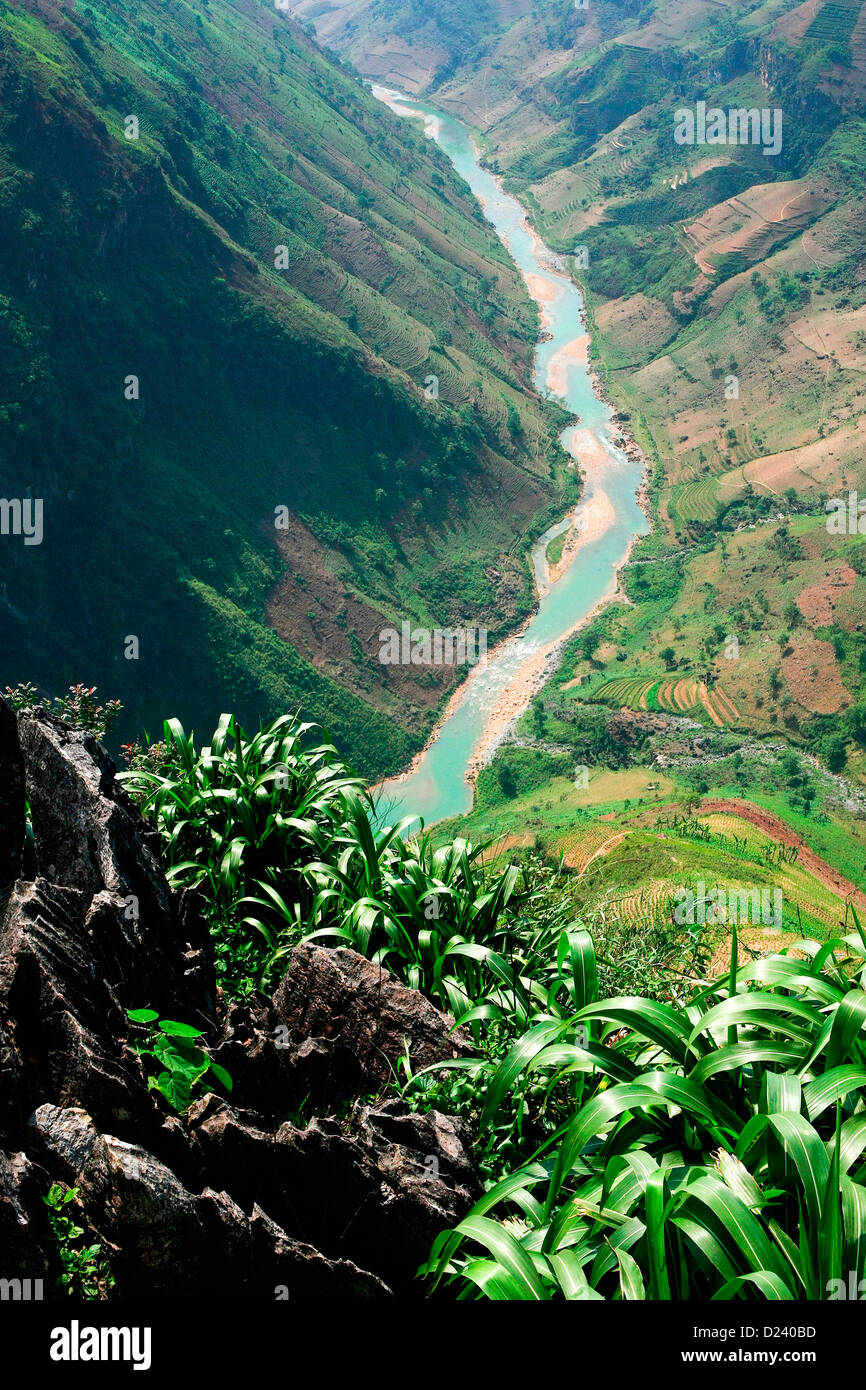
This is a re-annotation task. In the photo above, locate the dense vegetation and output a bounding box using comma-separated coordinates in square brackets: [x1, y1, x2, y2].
[115, 706, 866, 1301]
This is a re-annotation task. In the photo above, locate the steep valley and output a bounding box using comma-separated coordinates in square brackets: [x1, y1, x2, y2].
[300, 0, 866, 926]
[0, 0, 572, 777]
[3, 0, 866, 1321]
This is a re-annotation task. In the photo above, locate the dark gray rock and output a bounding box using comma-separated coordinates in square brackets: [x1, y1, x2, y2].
[186, 1096, 383, 1260]
[0, 1149, 51, 1279]
[273, 942, 474, 1088]
[0, 879, 152, 1132]
[210, 994, 298, 1121]
[0, 710, 481, 1298]
[212, 993, 366, 1118]
[0, 1003, 23, 1137]
[0, 699, 24, 905]
[30, 1102, 388, 1299]
[248, 1204, 390, 1300]
[353, 1098, 482, 1243]
[17, 711, 211, 1020]
[18, 710, 168, 917]
[185, 1093, 480, 1293]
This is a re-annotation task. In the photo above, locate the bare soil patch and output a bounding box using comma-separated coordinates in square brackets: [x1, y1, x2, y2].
[797, 565, 858, 627]
[265, 511, 455, 721]
[781, 634, 852, 715]
[595, 293, 678, 356]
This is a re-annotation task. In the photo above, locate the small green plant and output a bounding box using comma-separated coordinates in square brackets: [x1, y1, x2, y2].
[42, 1184, 113, 1300]
[4, 683, 122, 740]
[128, 1009, 232, 1112]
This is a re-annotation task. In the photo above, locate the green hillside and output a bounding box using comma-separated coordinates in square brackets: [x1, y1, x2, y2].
[4, 0, 866, 1321]
[306, 0, 866, 922]
[0, 0, 570, 776]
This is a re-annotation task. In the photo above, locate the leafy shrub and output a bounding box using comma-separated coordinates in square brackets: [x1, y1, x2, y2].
[477, 746, 569, 807]
[127, 1009, 232, 1112]
[43, 1184, 113, 1300]
[4, 683, 122, 740]
[620, 558, 683, 606]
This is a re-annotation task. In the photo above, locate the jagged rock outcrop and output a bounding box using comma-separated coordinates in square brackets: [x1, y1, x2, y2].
[0, 699, 24, 902]
[0, 702, 481, 1298]
[273, 941, 475, 1090]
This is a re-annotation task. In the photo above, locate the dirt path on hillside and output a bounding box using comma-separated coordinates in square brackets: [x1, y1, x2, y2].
[699, 799, 866, 911]
[578, 832, 629, 876]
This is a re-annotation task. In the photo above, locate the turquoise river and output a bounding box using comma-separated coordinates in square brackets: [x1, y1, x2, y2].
[372, 89, 649, 828]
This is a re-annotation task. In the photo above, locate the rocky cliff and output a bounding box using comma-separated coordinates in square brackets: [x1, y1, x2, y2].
[0, 701, 479, 1299]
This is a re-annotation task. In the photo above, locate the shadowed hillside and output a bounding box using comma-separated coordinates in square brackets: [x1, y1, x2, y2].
[0, 0, 571, 776]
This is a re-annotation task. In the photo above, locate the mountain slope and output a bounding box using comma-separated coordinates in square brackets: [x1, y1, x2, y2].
[292, 0, 537, 92]
[308, 0, 866, 774]
[0, 0, 569, 776]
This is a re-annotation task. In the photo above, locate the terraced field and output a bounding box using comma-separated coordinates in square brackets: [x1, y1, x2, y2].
[591, 674, 740, 726]
[671, 476, 721, 523]
[605, 878, 675, 928]
[853, 3, 866, 70]
[804, 0, 863, 45]
[557, 822, 630, 874]
[558, 818, 850, 940]
[681, 179, 833, 289]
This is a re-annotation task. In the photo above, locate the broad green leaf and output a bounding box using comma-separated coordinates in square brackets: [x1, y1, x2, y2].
[578, 997, 697, 1063]
[836, 1115, 866, 1175]
[557, 928, 597, 1011]
[158, 1020, 204, 1039]
[712, 1272, 794, 1301]
[760, 1070, 803, 1117]
[804, 1066, 866, 1120]
[127, 1008, 159, 1025]
[716, 1150, 764, 1211]
[828, 990, 866, 1068]
[481, 1021, 567, 1125]
[690, 1041, 801, 1084]
[841, 1174, 866, 1281]
[615, 1245, 645, 1300]
[454, 1215, 548, 1301]
[689, 993, 819, 1046]
[767, 1114, 829, 1229]
[208, 1061, 233, 1092]
[645, 1170, 671, 1300]
[548, 1249, 602, 1300]
[683, 1175, 794, 1289]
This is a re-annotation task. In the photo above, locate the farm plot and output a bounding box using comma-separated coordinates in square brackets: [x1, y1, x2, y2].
[804, 0, 862, 45]
[672, 476, 721, 523]
[592, 674, 740, 725]
[570, 820, 848, 942]
[557, 822, 629, 873]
